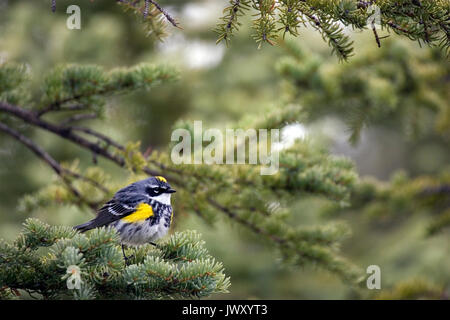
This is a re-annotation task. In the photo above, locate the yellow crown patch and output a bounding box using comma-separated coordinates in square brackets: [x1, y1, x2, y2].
[156, 176, 167, 183]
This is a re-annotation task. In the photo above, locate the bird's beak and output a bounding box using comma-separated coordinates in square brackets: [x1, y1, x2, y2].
[167, 188, 176, 193]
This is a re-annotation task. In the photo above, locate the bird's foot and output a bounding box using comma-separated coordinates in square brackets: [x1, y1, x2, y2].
[123, 254, 135, 266]
[121, 244, 135, 266]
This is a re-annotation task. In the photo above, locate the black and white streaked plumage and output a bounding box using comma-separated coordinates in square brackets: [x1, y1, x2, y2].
[74, 176, 175, 246]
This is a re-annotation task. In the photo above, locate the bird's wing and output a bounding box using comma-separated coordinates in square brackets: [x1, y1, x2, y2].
[74, 198, 141, 232]
[95, 197, 142, 224]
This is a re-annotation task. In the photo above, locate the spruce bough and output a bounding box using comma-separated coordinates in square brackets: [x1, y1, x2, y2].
[0, 218, 230, 299]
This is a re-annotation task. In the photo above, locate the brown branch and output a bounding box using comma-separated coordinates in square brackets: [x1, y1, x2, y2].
[39, 93, 103, 117]
[116, 0, 180, 28]
[148, 0, 179, 28]
[0, 101, 180, 184]
[0, 122, 62, 175]
[0, 121, 108, 194]
[70, 126, 125, 150]
[385, 20, 411, 34]
[0, 101, 126, 166]
[0, 121, 104, 208]
[60, 113, 97, 126]
[372, 22, 381, 48]
[144, 0, 150, 18]
[36, 104, 86, 118]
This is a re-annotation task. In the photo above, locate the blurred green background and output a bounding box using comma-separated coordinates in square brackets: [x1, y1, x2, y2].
[0, 0, 449, 299]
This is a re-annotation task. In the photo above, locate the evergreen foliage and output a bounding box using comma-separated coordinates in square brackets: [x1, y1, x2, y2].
[215, 0, 450, 59]
[49, 0, 450, 59]
[0, 218, 229, 299]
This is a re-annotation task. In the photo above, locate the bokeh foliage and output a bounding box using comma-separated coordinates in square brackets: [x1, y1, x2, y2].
[0, 0, 449, 299]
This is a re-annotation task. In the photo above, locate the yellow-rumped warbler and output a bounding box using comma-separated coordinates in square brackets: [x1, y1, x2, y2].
[74, 176, 175, 260]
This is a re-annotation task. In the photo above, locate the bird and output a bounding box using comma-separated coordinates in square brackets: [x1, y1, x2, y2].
[74, 176, 176, 263]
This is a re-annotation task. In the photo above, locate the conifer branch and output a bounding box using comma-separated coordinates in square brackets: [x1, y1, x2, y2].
[215, 0, 252, 45]
[215, 0, 450, 59]
[147, 0, 179, 28]
[116, 0, 179, 39]
[0, 219, 229, 299]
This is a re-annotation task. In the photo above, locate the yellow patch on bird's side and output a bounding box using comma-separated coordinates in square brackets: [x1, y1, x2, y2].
[121, 203, 154, 223]
[156, 176, 167, 183]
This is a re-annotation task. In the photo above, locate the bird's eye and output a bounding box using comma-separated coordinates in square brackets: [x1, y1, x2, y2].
[146, 186, 164, 196]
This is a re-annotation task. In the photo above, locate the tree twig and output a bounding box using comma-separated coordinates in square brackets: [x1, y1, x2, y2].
[116, 0, 180, 28]
[0, 121, 104, 208]
[0, 122, 62, 175]
[70, 126, 125, 150]
[0, 101, 126, 167]
[60, 113, 97, 126]
[36, 104, 86, 118]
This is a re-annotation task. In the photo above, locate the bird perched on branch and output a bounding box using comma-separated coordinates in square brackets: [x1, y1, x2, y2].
[74, 176, 176, 263]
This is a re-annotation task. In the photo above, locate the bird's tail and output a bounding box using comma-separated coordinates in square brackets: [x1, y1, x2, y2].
[73, 221, 94, 233]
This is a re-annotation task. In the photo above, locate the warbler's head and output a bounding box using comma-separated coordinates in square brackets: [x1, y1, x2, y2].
[117, 176, 175, 205]
[131, 176, 176, 205]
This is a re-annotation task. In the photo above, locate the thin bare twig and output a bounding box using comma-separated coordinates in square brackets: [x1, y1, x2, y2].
[372, 22, 381, 48]
[116, 0, 180, 28]
[148, 0, 180, 28]
[0, 121, 104, 208]
[0, 122, 62, 175]
[70, 126, 125, 150]
[0, 101, 126, 166]
[36, 104, 86, 118]
[60, 113, 97, 126]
